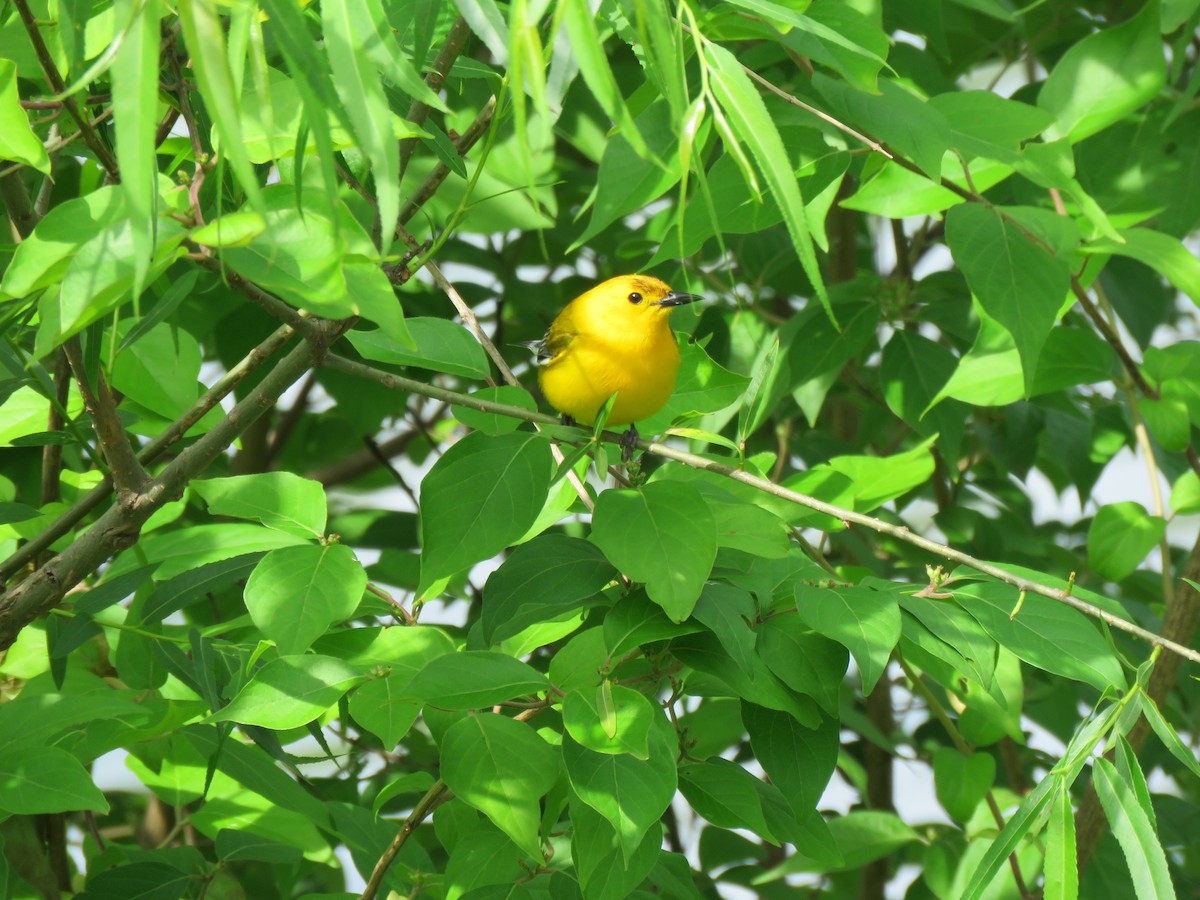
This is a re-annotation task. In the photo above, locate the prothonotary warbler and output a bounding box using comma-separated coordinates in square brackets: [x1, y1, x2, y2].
[521, 274, 701, 459]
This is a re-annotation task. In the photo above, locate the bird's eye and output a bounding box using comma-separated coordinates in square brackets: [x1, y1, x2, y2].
[628, 292, 643, 305]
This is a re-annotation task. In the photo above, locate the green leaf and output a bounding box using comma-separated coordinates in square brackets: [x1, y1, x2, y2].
[444, 823, 529, 898]
[563, 684, 654, 758]
[349, 673, 421, 747]
[403, 651, 549, 709]
[692, 582, 757, 676]
[795, 584, 900, 694]
[1083, 227, 1200, 307]
[743, 703, 838, 816]
[813, 75, 950, 179]
[1039, 2, 1165, 142]
[139, 554, 263, 625]
[1092, 757, 1176, 900]
[347, 318, 490, 379]
[755, 616, 847, 716]
[111, 0, 162, 296]
[193, 472, 328, 538]
[603, 589, 703, 658]
[244, 543, 366, 655]
[679, 758, 779, 844]
[705, 42, 829, 317]
[1044, 781, 1078, 900]
[932, 747, 995, 822]
[418, 432, 554, 594]
[482, 533, 617, 645]
[322, 0, 400, 254]
[953, 581, 1127, 693]
[178, 0, 264, 207]
[946, 204, 1070, 389]
[1138, 692, 1200, 780]
[559, 0, 646, 157]
[826, 437, 936, 512]
[83, 862, 196, 899]
[1087, 502, 1166, 583]
[961, 774, 1057, 900]
[0, 745, 109, 814]
[824, 811, 920, 869]
[212, 654, 367, 729]
[562, 721, 677, 862]
[570, 794, 662, 900]
[590, 480, 717, 621]
[441, 713, 558, 858]
[0, 59, 50, 174]
[215, 830, 304, 864]
[929, 90, 1054, 160]
[452, 385, 539, 435]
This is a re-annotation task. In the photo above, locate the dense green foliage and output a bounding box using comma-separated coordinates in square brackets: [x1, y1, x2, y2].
[2, 0, 1200, 898]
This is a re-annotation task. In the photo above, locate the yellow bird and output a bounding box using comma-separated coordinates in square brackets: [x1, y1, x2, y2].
[521, 274, 701, 458]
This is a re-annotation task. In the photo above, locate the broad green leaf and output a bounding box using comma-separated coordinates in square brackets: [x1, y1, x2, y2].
[111, 0, 162, 296]
[640, 338, 752, 432]
[107, 523, 308, 580]
[110, 321, 204, 421]
[743, 703, 838, 817]
[692, 582, 757, 675]
[0, 745, 108, 814]
[679, 758, 780, 844]
[932, 747, 995, 822]
[899, 596, 997, 689]
[946, 204, 1069, 389]
[212, 654, 366, 729]
[706, 43, 829, 316]
[418, 432, 554, 593]
[826, 437, 936, 512]
[562, 721, 676, 862]
[813, 75, 950, 179]
[1044, 781, 1078, 900]
[444, 823, 528, 899]
[776, 1, 890, 92]
[1087, 502, 1166, 582]
[193, 472, 328, 538]
[563, 684, 654, 758]
[139, 554, 263, 624]
[0, 59, 50, 174]
[190, 211, 267, 248]
[322, 0, 400, 253]
[82, 862, 195, 898]
[215, 830, 304, 865]
[929, 90, 1054, 161]
[1083, 227, 1200, 306]
[591, 480, 717, 621]
[826, 811, 920, 869]
[403, 651, 549, 709]
[244, 543, 366, 655]
[755, 616, 847, 716]
[1039, 3, 1165, 142]
[347, 318, 491, 380]
[452, 385, 539, 435]
[482, 534, 617, 645]
[953, 581, 1127, 692]
[572, 100, 681, 250]
[570, 794, 662, 900]
[349, 673, 421, 748]
[441, 713, 558, 858]
[795, 584, 900, 694]
[602, 589, 703, 658]
[1092, 758, 1176, 900]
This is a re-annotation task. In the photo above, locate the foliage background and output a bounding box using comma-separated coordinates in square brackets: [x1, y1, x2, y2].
[1, 0, 1200, 897]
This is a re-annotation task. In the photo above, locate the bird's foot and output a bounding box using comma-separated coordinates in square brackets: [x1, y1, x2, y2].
[560, 414, 578, 428]
[620, 425, 640, 463]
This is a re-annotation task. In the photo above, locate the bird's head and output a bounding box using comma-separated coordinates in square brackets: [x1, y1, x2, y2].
[576, 275, 702, 330]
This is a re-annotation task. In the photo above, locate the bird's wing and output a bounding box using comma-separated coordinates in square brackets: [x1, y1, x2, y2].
[518, 326, 574, 366]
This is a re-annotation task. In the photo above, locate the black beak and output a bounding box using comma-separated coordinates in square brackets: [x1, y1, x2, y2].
[654, 291, 702, 308]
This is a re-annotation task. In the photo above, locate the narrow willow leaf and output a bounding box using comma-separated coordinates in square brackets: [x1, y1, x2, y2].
[1044, 781, 1078, 900]
[1092, 758, 1176, 900]
[178, 0, 264, 207]
[704, 43, 830, 320]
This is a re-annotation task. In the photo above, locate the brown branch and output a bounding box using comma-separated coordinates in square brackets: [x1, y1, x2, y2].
[396, 95, 497, 230]
[0, 324, 296, 584]
[322, 352, 1200, 667]
[1, 169, 38, 239]
[398, 16, 472, 180]
[0, 320, 347, 649]
[360, 781, 450, 900]
[40, 351, 73, 506]
[62, 337, 151, 501]
[11, 0, 119, 178]
[192, 256, 318, 334]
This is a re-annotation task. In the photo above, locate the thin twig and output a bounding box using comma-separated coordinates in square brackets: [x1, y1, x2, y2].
[321, 352, 1200, 667]
[11, 0, 119, 178]
[40, 350, 72, 506]
[360, 781, 450, 900]
[398, 16, 472, 179]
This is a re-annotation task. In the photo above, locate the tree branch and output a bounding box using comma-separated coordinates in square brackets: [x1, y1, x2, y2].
[39, 350, 73, 506]
[359, 781, 451, 900]
[322, 352, 1200, 667]
[62, 337, 151, 501]
[11, 0, 120, 179]
[398, 15, 472, 180]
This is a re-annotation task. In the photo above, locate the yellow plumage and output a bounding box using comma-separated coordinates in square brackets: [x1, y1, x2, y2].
[524, 275, 701, 446]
